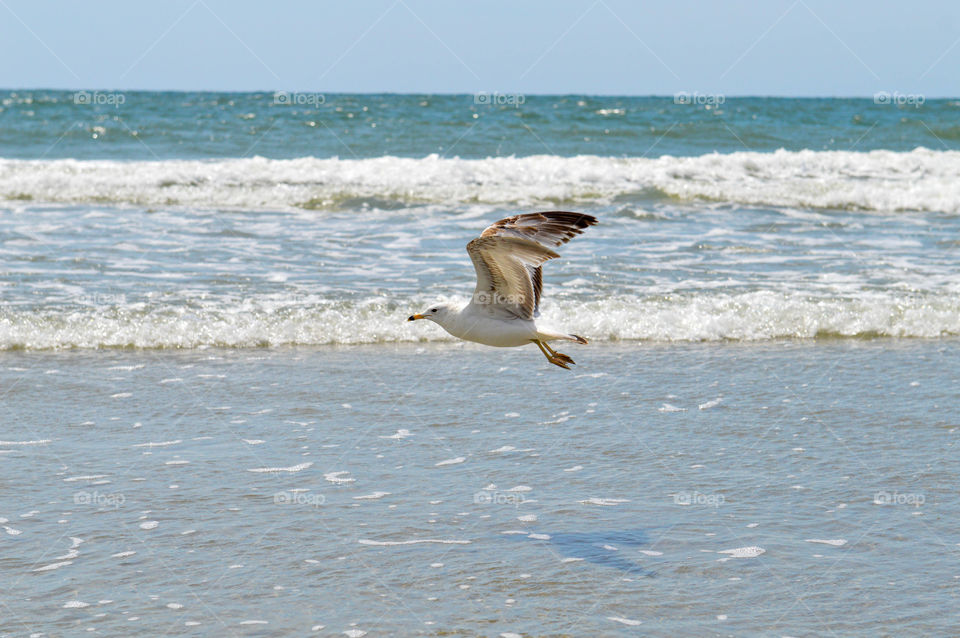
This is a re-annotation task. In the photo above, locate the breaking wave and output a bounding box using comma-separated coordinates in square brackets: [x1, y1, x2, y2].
[1, 148, 958, 212]
[2, 291, 958, 350]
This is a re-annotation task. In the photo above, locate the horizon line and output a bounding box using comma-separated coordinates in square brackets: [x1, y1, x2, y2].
[1, 87, 955, 100]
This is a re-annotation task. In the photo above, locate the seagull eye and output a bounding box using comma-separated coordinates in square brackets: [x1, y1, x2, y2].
[431, 308, 438, 313]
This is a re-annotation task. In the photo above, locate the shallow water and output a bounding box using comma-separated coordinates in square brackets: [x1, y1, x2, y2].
[2, 90, 958, 635]
[2, 341, 957, 636]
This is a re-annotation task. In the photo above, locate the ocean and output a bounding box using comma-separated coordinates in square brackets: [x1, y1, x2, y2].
[1, 91, 958, 636]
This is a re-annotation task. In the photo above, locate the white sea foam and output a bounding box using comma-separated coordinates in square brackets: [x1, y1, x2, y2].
[805, 538, 847, 546]
[353, 492, 390, 500]
[379, 429, 413, 439]
[580, 498, 629, 506]
[248, 462, 314, 473]
[34, 561, 72, 571]
[0, 439, 51, 445]
[132, 440, 182, 448]
[358, 538, 471, 546]
[608, 616, 643, 626]
[699, 397, 723, 410]
[718, 546, 766, 558]
[2, 149, 957, 211]
[3, 289, 958, 350]
[324, 470, 354, 483]
[659, 403, 685, 413]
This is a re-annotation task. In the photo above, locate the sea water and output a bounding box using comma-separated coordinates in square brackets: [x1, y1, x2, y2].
[1, 92, 958, 635]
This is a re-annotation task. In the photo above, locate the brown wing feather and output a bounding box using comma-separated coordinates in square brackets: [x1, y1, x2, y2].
[479, 211, 598, 247]
[467, 236, 558, 320]
[531, 266, 543, 317]
[468, 211, 597, 319]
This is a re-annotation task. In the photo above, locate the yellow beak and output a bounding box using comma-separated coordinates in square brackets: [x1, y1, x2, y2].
[407, 314, 425, 321]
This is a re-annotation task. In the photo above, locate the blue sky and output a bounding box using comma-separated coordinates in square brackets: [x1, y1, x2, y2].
[1, 0, 957, 96]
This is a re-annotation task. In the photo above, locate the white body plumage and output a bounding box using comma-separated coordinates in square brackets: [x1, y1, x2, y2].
[424, 302, 560, 348]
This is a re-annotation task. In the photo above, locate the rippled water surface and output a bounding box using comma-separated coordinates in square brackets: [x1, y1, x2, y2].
[2, 92, 958, 635]
[2, 342, 957, 635]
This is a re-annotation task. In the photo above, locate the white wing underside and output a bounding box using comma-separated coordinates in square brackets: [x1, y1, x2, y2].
[466, 211, 598, 321]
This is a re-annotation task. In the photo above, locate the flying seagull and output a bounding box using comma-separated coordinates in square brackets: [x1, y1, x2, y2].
[408, 211, 598, 369]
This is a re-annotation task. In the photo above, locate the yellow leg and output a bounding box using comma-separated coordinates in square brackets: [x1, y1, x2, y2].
[532, 339, 572, 369]
[541, 340, 575, 365]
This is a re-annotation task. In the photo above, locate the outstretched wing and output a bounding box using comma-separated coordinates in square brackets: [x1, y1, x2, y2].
[467, 211, 598, 320]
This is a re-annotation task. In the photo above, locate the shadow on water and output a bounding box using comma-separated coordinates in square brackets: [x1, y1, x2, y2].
[506, 527, 669, 576]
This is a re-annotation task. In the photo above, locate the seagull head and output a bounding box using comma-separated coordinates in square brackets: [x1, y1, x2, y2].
[407, 304, 452, 324]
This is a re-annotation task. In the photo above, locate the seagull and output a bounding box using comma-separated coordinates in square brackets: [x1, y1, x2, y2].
[408, 211, 598, 369]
